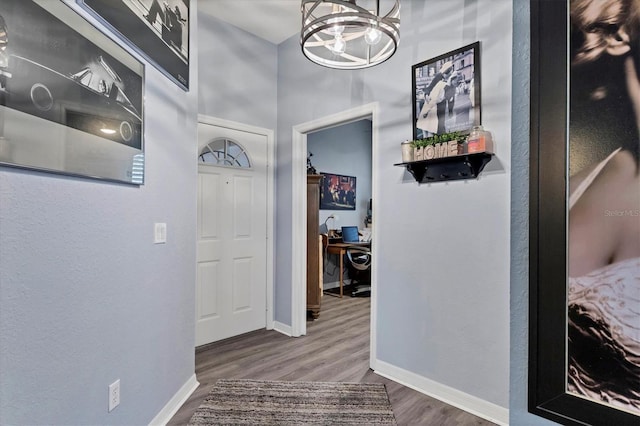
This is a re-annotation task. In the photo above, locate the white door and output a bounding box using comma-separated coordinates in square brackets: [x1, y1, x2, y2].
[195, 122, 268, 346]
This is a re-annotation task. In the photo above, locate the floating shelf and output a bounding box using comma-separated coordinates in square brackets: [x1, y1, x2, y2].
[394, 152, 494, 183]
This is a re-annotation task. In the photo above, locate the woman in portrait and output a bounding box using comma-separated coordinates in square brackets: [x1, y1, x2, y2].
[416, 61, 453, 136]
[568, 0, 640, 414]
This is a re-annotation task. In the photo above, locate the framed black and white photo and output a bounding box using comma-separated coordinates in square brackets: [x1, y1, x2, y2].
[0, 0, 145, 185]
[79, 0, 189, 91]
[320, 172, 356, 211]
[412, 42, 480, 140]
[529, 0, 640, 424]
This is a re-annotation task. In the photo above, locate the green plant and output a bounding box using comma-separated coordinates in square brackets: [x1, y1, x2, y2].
[409, 131, 468, 149]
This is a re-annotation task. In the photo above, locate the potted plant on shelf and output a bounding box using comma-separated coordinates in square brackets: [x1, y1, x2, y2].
[405, 131, 472, 162]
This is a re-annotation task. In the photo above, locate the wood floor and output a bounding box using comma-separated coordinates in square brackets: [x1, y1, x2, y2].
[168, 293, 497, 425]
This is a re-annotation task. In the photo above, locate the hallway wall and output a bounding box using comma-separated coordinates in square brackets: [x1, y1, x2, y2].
[275, 0, 511, 415]
[0, 1, 199, 423]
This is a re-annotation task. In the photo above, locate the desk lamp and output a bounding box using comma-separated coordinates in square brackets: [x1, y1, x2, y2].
[323, 214, 339, 237]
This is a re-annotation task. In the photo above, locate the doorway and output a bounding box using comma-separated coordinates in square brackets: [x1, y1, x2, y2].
[308, 119, 372, 295]
[195, 115, 275, 347]
[290, 103, 379, 366]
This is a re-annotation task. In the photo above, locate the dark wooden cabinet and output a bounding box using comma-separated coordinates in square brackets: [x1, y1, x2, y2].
[307, 174, 322, 319]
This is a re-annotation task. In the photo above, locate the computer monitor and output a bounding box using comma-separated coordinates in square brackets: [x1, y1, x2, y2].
[341, 226, 360, 243]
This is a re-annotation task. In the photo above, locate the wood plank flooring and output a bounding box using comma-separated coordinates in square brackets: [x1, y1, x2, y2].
[168, 294, 497, 425]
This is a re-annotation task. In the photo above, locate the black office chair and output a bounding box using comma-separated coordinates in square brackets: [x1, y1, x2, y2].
[345, 245, 371, 297]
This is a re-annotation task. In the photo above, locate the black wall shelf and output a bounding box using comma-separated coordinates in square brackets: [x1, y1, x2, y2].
[394, 152, 494, 183]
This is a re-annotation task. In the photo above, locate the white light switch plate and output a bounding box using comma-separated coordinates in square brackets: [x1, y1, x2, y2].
[154, 223, 167, 244]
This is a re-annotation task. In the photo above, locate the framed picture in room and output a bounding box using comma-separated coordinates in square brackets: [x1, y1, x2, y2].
[319, 172, 356, 211]
[78, 0, 189, 91]
[529, 0, 640, 424]
[0, 0, 145, 185]
[411, 42, 480, 140]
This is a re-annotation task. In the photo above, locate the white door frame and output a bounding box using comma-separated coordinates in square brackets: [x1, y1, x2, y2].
[290, 102, 379, 365]
[197, 114, 276, 331]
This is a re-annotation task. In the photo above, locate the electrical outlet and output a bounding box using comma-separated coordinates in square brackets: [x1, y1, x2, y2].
[108, 379, 120, 412]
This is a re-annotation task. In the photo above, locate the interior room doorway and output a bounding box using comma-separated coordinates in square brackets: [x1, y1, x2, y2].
[307, 119, 373, 298]
[290, 102, 379, 366]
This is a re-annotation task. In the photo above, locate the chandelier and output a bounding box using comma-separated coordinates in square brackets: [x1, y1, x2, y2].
[300, 0, 400, 70]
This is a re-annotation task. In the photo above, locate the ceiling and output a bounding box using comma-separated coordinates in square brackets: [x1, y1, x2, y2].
[198, 0, 302, 45]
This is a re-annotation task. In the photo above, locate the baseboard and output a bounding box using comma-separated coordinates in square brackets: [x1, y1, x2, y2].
[373, 359, 509, 426]
[322, 281, 340, 290]
[148, 373, 199, 426]
[273, 321, 293, 337]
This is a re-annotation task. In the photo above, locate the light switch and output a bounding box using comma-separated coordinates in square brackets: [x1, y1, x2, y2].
[154, 223, 167, 244]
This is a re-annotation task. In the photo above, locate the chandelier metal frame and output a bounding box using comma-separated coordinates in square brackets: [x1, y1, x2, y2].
[300, 0, 401, 70]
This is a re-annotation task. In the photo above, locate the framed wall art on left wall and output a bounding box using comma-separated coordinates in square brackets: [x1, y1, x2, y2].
[0, 0, 145, 185]
[78, 0, 189, 91]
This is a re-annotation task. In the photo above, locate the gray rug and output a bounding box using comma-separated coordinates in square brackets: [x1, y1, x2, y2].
[188, 379, 397, 425]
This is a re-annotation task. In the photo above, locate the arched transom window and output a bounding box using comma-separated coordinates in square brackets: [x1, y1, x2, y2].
[199, 138, 251, 168]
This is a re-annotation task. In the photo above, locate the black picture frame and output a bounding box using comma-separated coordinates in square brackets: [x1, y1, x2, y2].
[79, 0, 189, 91]
[319, 172, 356, 211]
[529, 0, 639, 424]
[411, 42, 480, 140]
[0, 0, 145, 185]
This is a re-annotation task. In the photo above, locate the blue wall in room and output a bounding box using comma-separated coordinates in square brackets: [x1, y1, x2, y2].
[308, 119, 373, 230]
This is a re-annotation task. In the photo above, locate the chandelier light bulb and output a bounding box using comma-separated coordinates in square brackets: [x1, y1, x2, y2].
[326, 16, 345, 35]
[332, 23, 345, 35]
[331, 35, 346, 54]
[325, 4, 345, 35]
[364, 27, 382, 45]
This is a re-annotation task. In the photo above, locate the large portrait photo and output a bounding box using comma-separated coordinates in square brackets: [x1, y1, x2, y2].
[79, 0, 189, 90]
[412, 42, 480, 140]
[0, 0, 145, 185]
[529, 0, 640, 424]
[567, 0, 640, 416]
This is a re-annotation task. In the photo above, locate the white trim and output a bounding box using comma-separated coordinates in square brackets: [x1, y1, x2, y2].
[273, 321, 293, 337]
[373, 360, 509, 426]
[196, 114, 276, 335]
[368, 104, 379, 367]
[148, 374, 199, 426]
[290, 103, 378, 363]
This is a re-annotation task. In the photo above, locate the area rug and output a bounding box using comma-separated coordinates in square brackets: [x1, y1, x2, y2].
[188, 379, 397, 425]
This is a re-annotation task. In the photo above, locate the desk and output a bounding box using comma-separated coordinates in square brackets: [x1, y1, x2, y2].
[326, 242, 371, 298]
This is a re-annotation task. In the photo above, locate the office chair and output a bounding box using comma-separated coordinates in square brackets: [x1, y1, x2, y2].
[345, 245, 371, 297]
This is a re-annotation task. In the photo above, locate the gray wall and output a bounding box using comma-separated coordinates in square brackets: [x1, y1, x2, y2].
[308, 119, 373, 230]
[276, 0, 512, 408]
[0, 1, 198, 424]
[198, 13, 277, 131]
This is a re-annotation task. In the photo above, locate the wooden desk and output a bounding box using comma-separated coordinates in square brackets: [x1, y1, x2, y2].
[326, 242, 371, 298]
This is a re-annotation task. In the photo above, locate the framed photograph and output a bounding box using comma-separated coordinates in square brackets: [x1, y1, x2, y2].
[320, 172, 356, 211]
[0, 0, 145, 185]
[529, 0, 640, 424]
[412, 42, 480, 140]
[79, 0, 189, 91]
